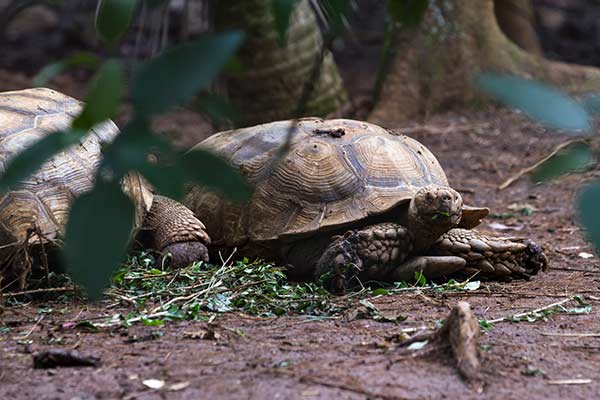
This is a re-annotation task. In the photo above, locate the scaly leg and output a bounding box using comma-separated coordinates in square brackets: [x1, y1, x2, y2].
[142, 195, 211, 268]
[315, 223, 465, 292]
[429, 228, 547, 279]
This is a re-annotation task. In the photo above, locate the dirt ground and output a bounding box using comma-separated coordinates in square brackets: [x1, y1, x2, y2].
[1, 70, 600, 400]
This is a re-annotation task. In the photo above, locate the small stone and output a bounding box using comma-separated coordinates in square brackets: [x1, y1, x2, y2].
[469, 238, 492, 252]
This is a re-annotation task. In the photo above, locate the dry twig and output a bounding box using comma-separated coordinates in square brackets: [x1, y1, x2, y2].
[498, 139, 587, 190]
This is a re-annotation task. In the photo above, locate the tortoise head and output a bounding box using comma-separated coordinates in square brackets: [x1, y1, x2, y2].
[408, 185, 462, 249]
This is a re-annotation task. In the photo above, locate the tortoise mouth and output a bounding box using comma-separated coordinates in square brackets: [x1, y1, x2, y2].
[424, 210, 461, 225]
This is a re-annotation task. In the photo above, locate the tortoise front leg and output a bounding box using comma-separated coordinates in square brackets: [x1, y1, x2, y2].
[430, 228, 547, 279]
[142, 195, 211, 268]
[315, 223, 464, 292]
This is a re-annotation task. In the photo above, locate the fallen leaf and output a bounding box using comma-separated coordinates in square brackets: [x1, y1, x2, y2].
[143, 379, 165, 389]
[301, 389, 320, 396]
[169, 381, 191, 391]
[487, 222, 524, 231]
[407, 340, 429, 350]
[464, 281, 481, 291]
[578, 252, 594, 259]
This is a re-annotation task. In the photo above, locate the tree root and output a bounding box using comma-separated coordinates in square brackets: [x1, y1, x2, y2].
[400, 301, 483, 392]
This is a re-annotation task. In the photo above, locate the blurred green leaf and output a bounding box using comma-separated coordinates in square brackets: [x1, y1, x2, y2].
[532, 142, 596, 182]
[138, 161, 186, 200]
[95, 0, 138, 46]
[577, 181, 600, 253]
[64, 181, 136, 300]
[132, 32, 244, 117]
[99, 121, 186, 199]
[72, 60, 124, 130]
[223, 56, 244, 76]
[319, 0, 352, 33]
[182, 149, 252, 202]
[100, 120, 162, 174]
[271, 0, 298, 44]
[581, 93, 600, 115]
[0, 130, 83, 191]
[194, 92, 239, 125]
[371, 288, 389, 296]
[33, 52, 101, 86]
[475, 73, 592, 134]
[387, 0, 429, 26]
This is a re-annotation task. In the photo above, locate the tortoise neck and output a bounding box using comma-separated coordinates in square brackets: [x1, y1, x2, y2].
[409, 220, 449, 253]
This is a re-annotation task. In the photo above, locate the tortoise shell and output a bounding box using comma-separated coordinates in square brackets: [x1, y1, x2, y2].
[185, 118, 449, 246]
[0, 88, 152, 253]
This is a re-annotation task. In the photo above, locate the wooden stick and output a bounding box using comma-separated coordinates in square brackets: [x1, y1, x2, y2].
[4, 286, 75, 297]
[487, 296, 575, 324]
[541, 332, 600, 337]
[498, 139, 587, 190]
[547, 379, 592, 385]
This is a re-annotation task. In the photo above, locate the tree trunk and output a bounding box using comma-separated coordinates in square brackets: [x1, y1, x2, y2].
[370, 0, 600, 127]
[494, 0, 542, 56]
[215, 0, 348, 127]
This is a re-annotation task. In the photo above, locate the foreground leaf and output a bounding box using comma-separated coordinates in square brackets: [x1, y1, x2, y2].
[532, 142, 596, 182]
[33, 52, 101, 86]
[577, 181, 600, 253]
[182, 149, 252, 202]
[100, 121, 186, 199]
[271, 0, 299, 44]
[317, 0, 352, 33]
[475, 73, 592, 134]
[95, 0, 138, 46]
[193, 92, 239, 125]
[72, 60, 124, 130]
[580, 93, 600, 116]
[132, 32, 244, 117]
[387, 0, 429, 27]
[64, 181, 136, 300]
[0, 130, 83, 191]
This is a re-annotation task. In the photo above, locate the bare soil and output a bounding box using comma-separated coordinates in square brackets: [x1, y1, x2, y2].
[1, 72, 600, 399]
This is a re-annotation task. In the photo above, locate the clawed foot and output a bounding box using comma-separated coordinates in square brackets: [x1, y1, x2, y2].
[315, 223, 412, 293]
[315, 235, 364, 293]
[431, 229, 547, 279]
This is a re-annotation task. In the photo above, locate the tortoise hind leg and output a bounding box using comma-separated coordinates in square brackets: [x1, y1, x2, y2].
[142, 195, 211, 268]
[430, 228, 547, 279]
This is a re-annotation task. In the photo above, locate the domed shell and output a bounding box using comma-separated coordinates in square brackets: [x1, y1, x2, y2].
[186, 118, 448, 245]
[0, 88, 152, 252]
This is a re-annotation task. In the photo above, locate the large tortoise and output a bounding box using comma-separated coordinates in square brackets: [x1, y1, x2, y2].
[0, 88, 210, 288]
[185, 118, 546, 291]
